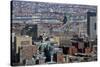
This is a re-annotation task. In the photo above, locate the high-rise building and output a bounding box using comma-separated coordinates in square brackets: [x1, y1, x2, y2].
[15, 35, 32, 53]
[21, 24, 38, 40]
[87, 12, 97, 40]
[19, 45, 37, 64]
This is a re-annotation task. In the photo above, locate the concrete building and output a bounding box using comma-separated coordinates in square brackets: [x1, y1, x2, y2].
[87, 12, 97, 40]
[21, 24, 38, 40]
[69, 46, 78, 55]
[85, 47, 92, 54]
[52, 36, 60, 46]
[53, 52, 64, 63]
[56, 52, 64, 63]
[15, 35, 32, 53]
[20, 45, 37, 64]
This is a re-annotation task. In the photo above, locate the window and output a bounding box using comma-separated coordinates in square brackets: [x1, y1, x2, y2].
[94, 23, 96, 30]
[21, 41, 30, 45]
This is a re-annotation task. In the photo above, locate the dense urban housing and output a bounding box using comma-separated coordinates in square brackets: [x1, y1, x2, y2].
[11, 1, 97, 66]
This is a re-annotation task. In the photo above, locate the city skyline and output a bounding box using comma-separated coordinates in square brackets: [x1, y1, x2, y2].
[11, 0, 97, 66]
